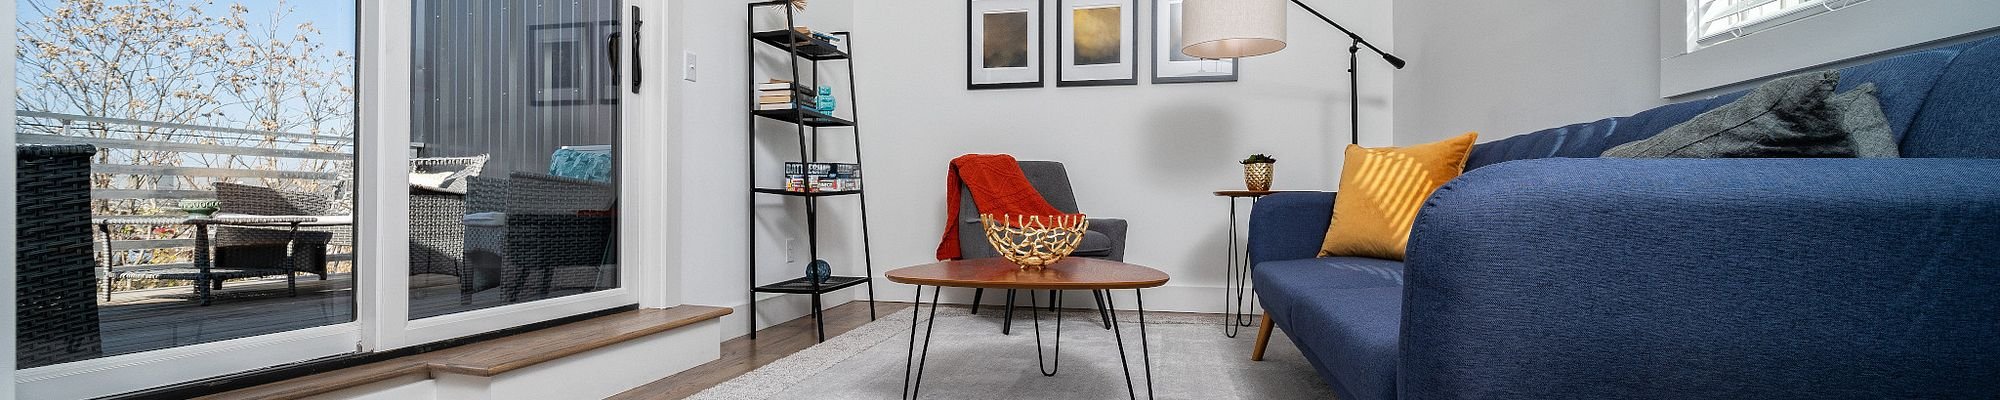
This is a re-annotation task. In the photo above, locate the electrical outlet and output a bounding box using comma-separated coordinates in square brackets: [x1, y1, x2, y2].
[785, 238, 797, 263]
[683, 51, 697, 82]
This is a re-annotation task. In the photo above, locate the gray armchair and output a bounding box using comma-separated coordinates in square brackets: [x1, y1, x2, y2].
[956, 160, 1125, 333]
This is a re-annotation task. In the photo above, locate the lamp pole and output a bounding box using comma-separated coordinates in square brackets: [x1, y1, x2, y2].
[1288, 0, 1404, 146]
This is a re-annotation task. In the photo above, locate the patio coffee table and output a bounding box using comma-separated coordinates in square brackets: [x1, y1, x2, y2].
[95, 215, 350, 305]
[886, 257, 1170, 400]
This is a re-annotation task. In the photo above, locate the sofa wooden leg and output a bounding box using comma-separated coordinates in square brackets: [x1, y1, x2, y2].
[1252, 311, 1274, 361]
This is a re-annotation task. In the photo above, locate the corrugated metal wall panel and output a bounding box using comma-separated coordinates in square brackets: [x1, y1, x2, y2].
[413, 0, 620, 175]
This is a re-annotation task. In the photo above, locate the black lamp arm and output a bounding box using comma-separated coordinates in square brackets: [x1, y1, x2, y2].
[1290, 0, 1405, 69]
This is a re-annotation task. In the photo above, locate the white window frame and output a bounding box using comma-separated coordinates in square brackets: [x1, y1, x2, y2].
[6, 1, 675, 397]
[1693, 0, 1864, 49]
[1659, 0, 2000, 97]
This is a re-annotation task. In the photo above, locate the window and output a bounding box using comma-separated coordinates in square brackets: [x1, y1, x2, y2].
[1661, 0, 2000, 97]
[1693, 0, 1870, 48]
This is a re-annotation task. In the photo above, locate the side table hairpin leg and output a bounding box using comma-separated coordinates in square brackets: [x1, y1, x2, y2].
[1222, 197, 1258, 337]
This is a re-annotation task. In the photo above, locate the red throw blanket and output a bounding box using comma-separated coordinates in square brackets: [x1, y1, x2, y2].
[936, 154, 1066, 260]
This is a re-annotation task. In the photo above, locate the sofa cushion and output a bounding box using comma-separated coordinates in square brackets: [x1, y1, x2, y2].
[1468, 37, 1970, 168]
[1602, 71, 1895, 158]
[1253, 257, 1404, 400]
[1905, 37, 2000, 158]
[1835, 40, 1970, 144]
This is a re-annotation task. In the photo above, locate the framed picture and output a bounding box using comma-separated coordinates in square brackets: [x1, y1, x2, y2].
[969, 0, 1044, 90]
[529, 22, 598, 106]
[1151, 0, 1236, 84]
[1058, 0, 1136, 86]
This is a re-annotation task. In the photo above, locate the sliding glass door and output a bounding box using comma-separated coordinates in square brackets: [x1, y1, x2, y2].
[8, 0, 649, 397]
[405, 0, 623, 320]
[11, 0, 362, 397]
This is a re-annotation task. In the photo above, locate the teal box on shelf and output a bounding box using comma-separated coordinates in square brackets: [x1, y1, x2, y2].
[816, 86, 836, 113]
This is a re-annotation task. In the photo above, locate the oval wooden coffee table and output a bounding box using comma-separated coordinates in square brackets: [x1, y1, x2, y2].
[886, 257, 1169, 400]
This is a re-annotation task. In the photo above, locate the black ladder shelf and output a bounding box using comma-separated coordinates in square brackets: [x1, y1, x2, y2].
[745, 1, 876, 343]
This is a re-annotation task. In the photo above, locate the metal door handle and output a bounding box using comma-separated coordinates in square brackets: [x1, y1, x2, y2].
[630, 6, 643, 94]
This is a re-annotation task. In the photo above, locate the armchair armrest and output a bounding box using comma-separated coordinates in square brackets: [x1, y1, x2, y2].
[1400, 158, 2000, 398]
[1247, 192, 1336, 265]
[1086, 217, 1127, 261]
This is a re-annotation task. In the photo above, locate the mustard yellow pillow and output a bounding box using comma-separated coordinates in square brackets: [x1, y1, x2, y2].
[1319, 132, 1478, 260]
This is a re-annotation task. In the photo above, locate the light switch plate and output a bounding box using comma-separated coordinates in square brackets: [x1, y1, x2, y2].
[683, 51, 697, 82]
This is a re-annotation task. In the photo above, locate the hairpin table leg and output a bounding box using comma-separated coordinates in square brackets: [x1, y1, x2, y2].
[1030, 289, 1064, 376]
[1106, 290, 1156, 400]
[902, 285, 941, 399]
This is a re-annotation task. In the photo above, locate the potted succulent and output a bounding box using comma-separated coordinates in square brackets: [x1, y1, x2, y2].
[1241, 154, 1276, 191]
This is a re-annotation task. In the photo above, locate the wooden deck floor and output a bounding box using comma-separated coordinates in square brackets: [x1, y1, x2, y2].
[95, 274, 594, 358]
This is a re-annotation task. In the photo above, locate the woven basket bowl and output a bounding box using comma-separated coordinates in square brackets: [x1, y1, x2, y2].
[979, 213, 1090, 269]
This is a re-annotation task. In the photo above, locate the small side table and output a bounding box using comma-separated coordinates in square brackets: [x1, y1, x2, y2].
[1212, 190, 1297, 337]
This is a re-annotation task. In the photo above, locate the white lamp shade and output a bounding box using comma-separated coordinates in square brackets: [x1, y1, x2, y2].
[1181, 0, 1288, 59]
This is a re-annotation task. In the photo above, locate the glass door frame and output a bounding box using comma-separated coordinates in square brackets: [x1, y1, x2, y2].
[360, 0, 652, 350]
[6, 0, 369, 397]
[6, 0, 671, 397]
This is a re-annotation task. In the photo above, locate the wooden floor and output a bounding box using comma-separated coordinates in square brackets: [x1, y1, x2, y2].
[90, 274, 591, 358]
[610, 301, 911, 400]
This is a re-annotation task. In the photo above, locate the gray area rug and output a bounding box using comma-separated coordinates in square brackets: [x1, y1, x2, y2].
[691, 303, 1333, 399]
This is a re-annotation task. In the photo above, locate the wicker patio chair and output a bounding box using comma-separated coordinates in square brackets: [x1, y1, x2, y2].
[410, 155, 489, 301]
[16, 144, 104, 368]
[464, 172, 617, 303]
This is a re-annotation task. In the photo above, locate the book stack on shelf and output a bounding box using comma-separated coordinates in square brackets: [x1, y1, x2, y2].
[755, 79, 814, 111]
[783, 162, 863, 193]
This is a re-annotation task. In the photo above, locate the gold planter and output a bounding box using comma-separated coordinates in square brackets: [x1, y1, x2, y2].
[1243, 163, 1274, 191]
[980, 213, 1090, 269]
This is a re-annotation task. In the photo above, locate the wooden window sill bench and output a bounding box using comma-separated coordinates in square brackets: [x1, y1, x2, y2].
[201, 305, 732, 400]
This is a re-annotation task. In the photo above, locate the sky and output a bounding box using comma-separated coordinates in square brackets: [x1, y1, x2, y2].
[288, 1, 359, 52]
[14, 0, 358, 53]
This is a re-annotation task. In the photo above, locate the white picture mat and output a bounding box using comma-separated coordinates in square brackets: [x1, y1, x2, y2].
[971, 0, 1041, 85]
[532, 25, 590, 103]
[1153, 0, 1234, 79]
[1060, 0, 1135, 81]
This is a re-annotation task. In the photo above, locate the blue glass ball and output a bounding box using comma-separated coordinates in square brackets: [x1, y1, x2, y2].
[806, 259, 833, 284]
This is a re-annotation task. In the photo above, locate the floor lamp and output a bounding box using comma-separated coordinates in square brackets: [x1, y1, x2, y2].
[1181, 0, 1404, 146]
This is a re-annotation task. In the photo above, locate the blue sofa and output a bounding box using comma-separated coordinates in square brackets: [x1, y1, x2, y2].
[1249, 37, 2000, 399]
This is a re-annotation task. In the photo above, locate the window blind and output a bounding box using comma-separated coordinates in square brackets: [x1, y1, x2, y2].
[1694, 0, 1870, 47]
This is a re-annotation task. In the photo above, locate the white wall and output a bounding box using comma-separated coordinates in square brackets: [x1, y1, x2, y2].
[848, 0, 1394, 312]
[663, 0, 1396, 337]
[1393, 1, 1669, 145]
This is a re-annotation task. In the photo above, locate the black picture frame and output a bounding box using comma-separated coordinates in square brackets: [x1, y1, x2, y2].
[528, 21, 596, 106]
[1056, 0, 1137, 87]
[1150, 0, 1237, 84]
[968, 0, 1046, 90]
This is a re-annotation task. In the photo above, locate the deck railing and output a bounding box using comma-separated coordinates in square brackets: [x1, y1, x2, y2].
[14, 110, 356, 290]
